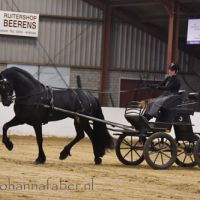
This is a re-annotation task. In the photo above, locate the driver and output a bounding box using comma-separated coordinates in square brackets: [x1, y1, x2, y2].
[144, 62, 181, 120]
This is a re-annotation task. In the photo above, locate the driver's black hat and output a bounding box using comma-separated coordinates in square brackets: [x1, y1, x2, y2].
[169, 62, 179, 73]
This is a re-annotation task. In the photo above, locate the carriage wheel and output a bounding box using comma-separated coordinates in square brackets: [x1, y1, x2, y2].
[175, 139, 198, 168]
[143, 132, 177, 169]
[194, 138, 200, 167]
[115, 133, 145, 165]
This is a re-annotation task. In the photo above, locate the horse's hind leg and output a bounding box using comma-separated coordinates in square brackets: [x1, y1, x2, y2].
[83, 122, 102, 165]
[59, 120, 85, 160]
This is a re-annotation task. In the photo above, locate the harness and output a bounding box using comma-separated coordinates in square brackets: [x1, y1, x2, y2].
[0, 71, 93, 123]
[42, 86, 54, 124]
[1, 76, 93, 123]
[81, 90, 93, 115]
[70, 89, 93, 115]
[46, 86, 54, 110]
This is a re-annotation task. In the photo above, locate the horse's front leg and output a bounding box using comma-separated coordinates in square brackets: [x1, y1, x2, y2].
[33, 124, 46, 164]
[2, 116, 23, 151]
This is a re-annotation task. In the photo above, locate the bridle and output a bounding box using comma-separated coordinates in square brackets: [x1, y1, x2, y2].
[0, 76, 53, 108]
[0, 73, 15, 105]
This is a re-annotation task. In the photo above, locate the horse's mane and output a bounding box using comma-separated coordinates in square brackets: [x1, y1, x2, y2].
[3, 67, 40, 84]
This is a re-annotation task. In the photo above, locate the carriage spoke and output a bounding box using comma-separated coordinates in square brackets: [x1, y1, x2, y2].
[161, 152, 171, 159]
[134, 140, 140, 146]
[177, 151, 185, 157]
[131, 136, 133, 146]
[153, 152, 160, 164]
[149, 151, 157, 155]
[123, 150, 132, 159]
[178, 146, 184, 151]
[189, 155, 194, 163]
[133, 149, 142, 158]
[182, 154, 187, 164]
[122, 139, 131, 147]
[160, 153, 164, 165]
[148, 143, 158, 155]
[131, 149, 133, 161]
[120, 147, 131, 150]
[130, 136, 133, 161]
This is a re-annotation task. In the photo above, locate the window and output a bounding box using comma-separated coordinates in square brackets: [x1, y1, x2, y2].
[7, 64, 70, 88]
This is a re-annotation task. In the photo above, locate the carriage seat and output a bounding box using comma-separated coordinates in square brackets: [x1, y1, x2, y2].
[125, 114, 167, 133]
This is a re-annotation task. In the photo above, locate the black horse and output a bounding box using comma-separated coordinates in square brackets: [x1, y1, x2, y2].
[0, 67, 114, 164]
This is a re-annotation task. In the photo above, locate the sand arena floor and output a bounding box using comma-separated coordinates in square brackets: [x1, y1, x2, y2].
[0, 136, 199, 200]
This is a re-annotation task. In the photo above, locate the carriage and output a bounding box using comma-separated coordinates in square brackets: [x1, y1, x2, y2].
[115, 92, 200, 169]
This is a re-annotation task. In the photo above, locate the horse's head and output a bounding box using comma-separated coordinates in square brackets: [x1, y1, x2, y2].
[0, 75, 14, 106]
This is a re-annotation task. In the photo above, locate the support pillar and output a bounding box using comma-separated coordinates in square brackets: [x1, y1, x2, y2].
[99, 5, 111, 106]
[163, 0, 180, 68]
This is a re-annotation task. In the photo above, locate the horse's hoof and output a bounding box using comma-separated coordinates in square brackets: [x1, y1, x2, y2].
[5, 141, 13, 151]
[95, 157, 102, 165]
[59, 151, 71, 160]
[34, 160, 45, 165]
[34, 156, 46, 164]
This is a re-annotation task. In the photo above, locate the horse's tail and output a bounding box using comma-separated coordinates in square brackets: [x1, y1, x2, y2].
[93, 100, 114, 157]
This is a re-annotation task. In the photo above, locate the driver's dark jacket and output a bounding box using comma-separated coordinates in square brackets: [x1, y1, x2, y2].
[158, 75, 180, 94]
